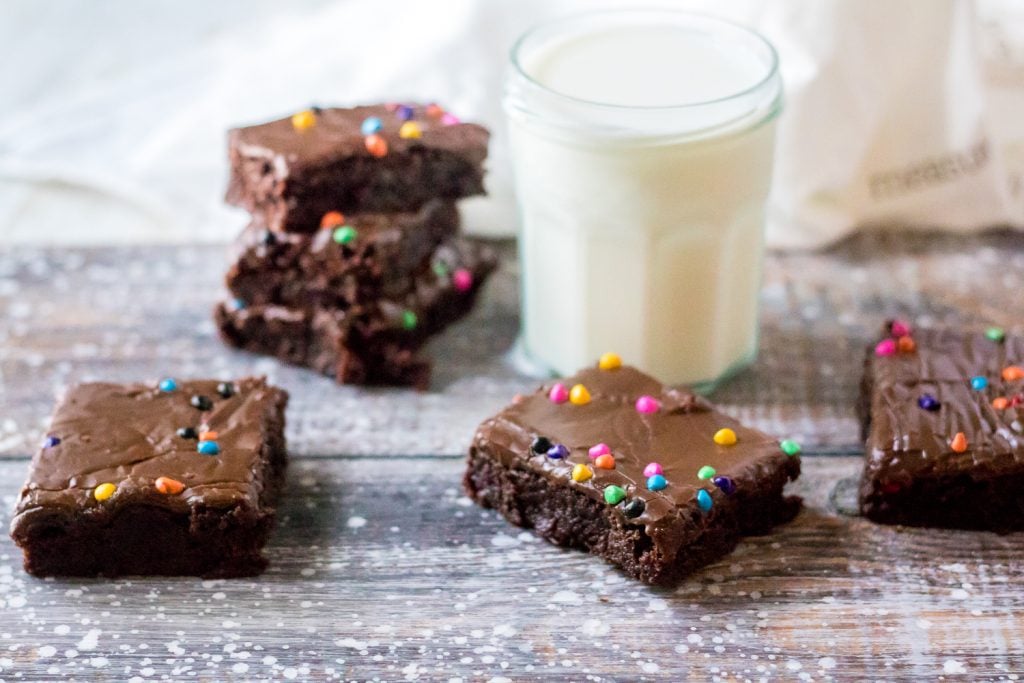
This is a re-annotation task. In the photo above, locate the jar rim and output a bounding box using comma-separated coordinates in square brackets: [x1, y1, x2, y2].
[509, 9, 780, 112]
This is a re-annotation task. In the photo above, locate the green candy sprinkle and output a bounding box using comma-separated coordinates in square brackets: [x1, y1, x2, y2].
[432, 261, 450, 277]
[332, 225, 358, 245]
[697, 465, 716, 480]
[603, 485, 626, 505]
[780, 439, 802, 456]
[985, 327, 1005, 342]
[401, 310, 418, 330]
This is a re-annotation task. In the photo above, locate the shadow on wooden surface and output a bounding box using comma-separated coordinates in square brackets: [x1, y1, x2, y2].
[1, 457, 1022, 680]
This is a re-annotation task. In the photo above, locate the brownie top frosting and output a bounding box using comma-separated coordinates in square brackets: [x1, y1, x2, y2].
[12, 378, 288, 521]
[473, 363, 799, 537]
[229, 104, 489, 168]
[864, 323, 1024, 483]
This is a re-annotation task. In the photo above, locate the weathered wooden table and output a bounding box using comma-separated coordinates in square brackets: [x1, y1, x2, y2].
[0, 231, 1023, 681]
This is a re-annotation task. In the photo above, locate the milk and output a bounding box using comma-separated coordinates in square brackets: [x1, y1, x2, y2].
[506, 11, 782, 386]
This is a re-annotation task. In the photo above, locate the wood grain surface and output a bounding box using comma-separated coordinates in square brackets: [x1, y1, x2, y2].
[1, 232, 1024, 680]
[2, 229, 1022, 459]
[0, 457, 1021, 681]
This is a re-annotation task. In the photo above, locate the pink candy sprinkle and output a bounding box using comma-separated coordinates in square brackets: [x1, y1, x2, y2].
[874, 338, 897, 357]
[441, 112, 461, 126]
[511, 393, 524, 404]
[588, 443, 611, 459]
[635, 395, 660, 414]
[452, 268, 473, 292]
[643, 462, 663, 477]
[890, 319, 911, 337]
[549, 383, 569, 404]
[384, 103, 400, 112]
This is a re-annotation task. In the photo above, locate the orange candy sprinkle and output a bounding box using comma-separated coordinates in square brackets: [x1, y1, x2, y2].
[199, 430, 218, 441]
[320, 211, 345, 229]
[594, 454, 616, 470]
[155, 477, 185, 495]
[425, 103, 444, 118]
[1002, 365, 1024, 382]
[993, 397, 1010, 410]
[950, 432, 968, 453]
[897, 335, 916, 353]
[365, 134, 388, 158]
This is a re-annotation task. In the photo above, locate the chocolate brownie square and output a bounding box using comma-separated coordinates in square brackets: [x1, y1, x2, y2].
[215, 238, 497, 388]
[10, 377, 288, 577]
[226, 200, 460, 308]
[464, 360, 802, 585]
[859, 321, 1024, 530]
[226, 104, 489, 233]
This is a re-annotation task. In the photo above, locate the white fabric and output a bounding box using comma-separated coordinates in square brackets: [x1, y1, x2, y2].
[1, 0, 1022, 247]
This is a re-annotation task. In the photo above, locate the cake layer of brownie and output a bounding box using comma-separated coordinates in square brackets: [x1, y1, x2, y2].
[10, 378, 288, 577]
[226, 104, 489, 233]
[859, 322, 1024, 530]
[226, 200, 461, 308]
[215, 239, 496, 387]
[464, 364, 801, 585]
[215, 303, 430, 388]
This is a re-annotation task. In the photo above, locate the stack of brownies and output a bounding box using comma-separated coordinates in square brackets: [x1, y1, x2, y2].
[215, 104, 496, 387]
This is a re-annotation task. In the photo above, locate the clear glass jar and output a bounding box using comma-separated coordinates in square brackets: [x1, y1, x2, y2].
[505, 10, 782, 387]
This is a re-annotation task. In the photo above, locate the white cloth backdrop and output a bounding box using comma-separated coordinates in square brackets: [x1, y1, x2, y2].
[1, 0, 1022, 247]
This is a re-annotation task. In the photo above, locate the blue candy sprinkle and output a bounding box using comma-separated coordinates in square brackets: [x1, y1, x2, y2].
[546, 443, 569, 459]
[712, 475, 736, 495]
[696, 489, 713, 512]
[197, 440, 220, 456]
[42, 436, 60, 449]
[361, 116, 383, 135]
[646, 474, 667, 491]
[970, 376, 988, 391]
[159, 378, 177, 392]
[231, 298, 246, 311]
[917, 393, 941, 411]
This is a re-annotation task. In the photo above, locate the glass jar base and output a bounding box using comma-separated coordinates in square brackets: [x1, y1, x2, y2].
[508, 335, 758, 394]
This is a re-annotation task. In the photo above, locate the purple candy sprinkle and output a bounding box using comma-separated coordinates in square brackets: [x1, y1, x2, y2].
[917, 394, 941, 411]
[546, 443, 569, 459]
[43, 436, 61, 449]
[396, 105, 415, 121]
[712, 475, 736, 495]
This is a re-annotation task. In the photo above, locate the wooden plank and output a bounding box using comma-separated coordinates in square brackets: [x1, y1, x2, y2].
[2, 229, 1023, 457]
[0, 456, 1021, 680]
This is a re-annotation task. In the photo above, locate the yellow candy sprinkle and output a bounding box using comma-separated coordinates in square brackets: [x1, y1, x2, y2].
[94, 482, 116, 501]
[571, 464, 593, 482]
[399, 121, 422, 139]
[291, 109, 316, 131]
[569, 384, 591, 405]
[598, 352, 622, 370]
[713, 428, 737, 446]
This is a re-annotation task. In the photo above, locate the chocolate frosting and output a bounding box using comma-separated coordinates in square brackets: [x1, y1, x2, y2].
[229, 104, 489, 174]
[863, 327, 1024, 487]
[473, 365, 798, 543]
[11, 378, 288, 526]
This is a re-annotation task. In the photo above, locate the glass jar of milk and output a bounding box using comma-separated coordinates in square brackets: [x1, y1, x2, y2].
[505, 10, 782, 388]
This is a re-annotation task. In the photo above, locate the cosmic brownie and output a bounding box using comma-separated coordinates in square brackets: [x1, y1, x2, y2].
[215, 238, 496, 387]
[10, 377, 288, 578]
[226, 103, 489, 233]
[226, 200, 461, 308]
[859, 321, 1024, 530]
[464, 358, 802, 585]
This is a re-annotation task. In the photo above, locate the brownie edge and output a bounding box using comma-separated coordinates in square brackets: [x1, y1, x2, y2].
[464, 445, 799, 586]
